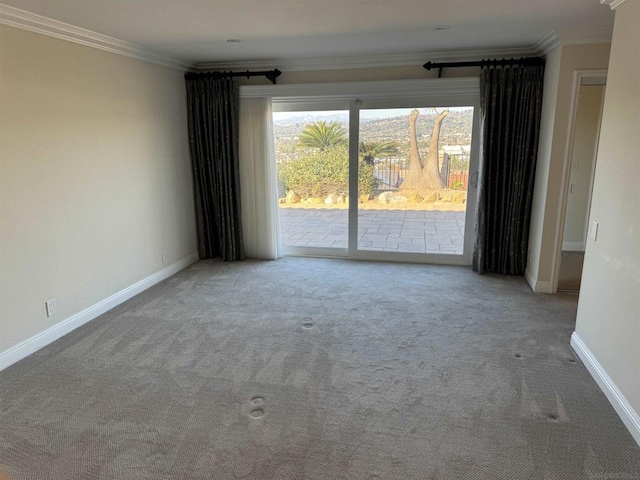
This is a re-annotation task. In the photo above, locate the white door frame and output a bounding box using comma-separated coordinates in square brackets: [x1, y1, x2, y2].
[245, 77, 481, 265]
[550, 69, 607, 292]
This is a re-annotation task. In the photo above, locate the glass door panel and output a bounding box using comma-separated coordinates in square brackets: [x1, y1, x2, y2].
[273, 110, 350, 255]
[357, 107, 474, 257]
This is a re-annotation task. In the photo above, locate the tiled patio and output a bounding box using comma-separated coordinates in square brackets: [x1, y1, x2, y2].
[279, 208, 466, 254]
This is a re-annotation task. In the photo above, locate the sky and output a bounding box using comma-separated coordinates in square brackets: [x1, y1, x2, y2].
[273, 107, 473, 121]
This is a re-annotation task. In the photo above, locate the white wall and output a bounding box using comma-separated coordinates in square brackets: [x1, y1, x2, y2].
[527, 43, 611, 292]
[574, 0, 640, 429]
[239, 64, 481, 86]
[562, 84, 604, 251]
[526, 46, 562, 291]
[0, 26, 197, 355]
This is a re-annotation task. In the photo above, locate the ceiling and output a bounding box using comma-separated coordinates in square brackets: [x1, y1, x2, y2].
[2, 0, 614, 66]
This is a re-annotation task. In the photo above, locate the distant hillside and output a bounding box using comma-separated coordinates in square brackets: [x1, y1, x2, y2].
[273, 113, 348, 126]
[274, 109, 473, 159]
[360, 110, 473, 147]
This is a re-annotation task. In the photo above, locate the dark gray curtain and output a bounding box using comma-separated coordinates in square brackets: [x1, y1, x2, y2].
[473, 65, 544, 275]
[185, 76, 244, 261]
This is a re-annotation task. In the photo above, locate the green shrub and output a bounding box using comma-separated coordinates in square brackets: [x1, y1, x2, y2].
[278, 146, 376, 199]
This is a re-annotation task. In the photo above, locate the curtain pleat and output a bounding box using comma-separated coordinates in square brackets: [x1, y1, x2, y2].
[186, 77, 244, 261]
[238, 98, 282, 260]
[473, 65, 545, 275]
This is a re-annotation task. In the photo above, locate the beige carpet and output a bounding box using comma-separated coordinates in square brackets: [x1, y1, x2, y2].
[1, 258, 638, 479]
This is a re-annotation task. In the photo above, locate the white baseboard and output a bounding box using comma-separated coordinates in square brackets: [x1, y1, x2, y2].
[0, 252, 199, 372]
[524, 268, 554, 293]
[571, 332, 640, 447]
[562, 241, 585, 252]
[534, 281, 553, 293]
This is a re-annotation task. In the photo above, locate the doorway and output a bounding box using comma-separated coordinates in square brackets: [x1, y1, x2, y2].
[272, 93, 479, 265]
[557, 77, 606, 292]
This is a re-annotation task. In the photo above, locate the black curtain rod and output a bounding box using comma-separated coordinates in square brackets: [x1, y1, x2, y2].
[424, 57, 545, 78]
[185, 68, 282, 84]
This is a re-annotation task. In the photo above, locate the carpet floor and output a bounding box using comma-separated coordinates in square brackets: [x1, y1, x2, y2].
[1, 258, 638, 479]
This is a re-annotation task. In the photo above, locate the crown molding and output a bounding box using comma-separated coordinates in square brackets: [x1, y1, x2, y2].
[196, 46, 539, 72]
[0, 2, 613, 74]
[600, 0, 628, 9]
[534, 32, 562, 55]
[532, 24, 613, 55]
[0, 4, 191, 71]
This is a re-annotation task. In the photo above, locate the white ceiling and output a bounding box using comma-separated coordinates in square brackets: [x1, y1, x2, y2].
[1, 0, 614, 66]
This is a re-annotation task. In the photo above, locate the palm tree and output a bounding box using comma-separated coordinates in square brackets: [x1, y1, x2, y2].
[359, 140, 400, 165]
[298, 121, 347, 151]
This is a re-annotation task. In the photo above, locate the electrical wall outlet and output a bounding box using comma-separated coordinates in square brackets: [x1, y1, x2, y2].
[45, 299, 57, 317]
[161, 253, 166, 265]
[590, 221, 599, 241]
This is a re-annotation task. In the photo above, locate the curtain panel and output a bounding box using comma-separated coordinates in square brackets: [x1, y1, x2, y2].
[185, 76, 244, 261]
[238, 97, 282, 260]
[473, 65, 545, 275]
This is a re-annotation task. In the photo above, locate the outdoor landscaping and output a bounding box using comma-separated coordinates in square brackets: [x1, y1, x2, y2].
[274, 108, 472, 252]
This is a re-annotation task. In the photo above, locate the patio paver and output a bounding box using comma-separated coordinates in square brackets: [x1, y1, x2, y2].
[279, 208, 466, 255]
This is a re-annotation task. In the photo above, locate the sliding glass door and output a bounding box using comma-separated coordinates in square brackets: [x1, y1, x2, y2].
[272, 92, 479, 265]
[353, 103, 477, 263]
[273, 108, 350, 257]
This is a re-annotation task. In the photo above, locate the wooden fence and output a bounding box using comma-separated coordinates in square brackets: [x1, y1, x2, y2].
[447, 170, 469, 190]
